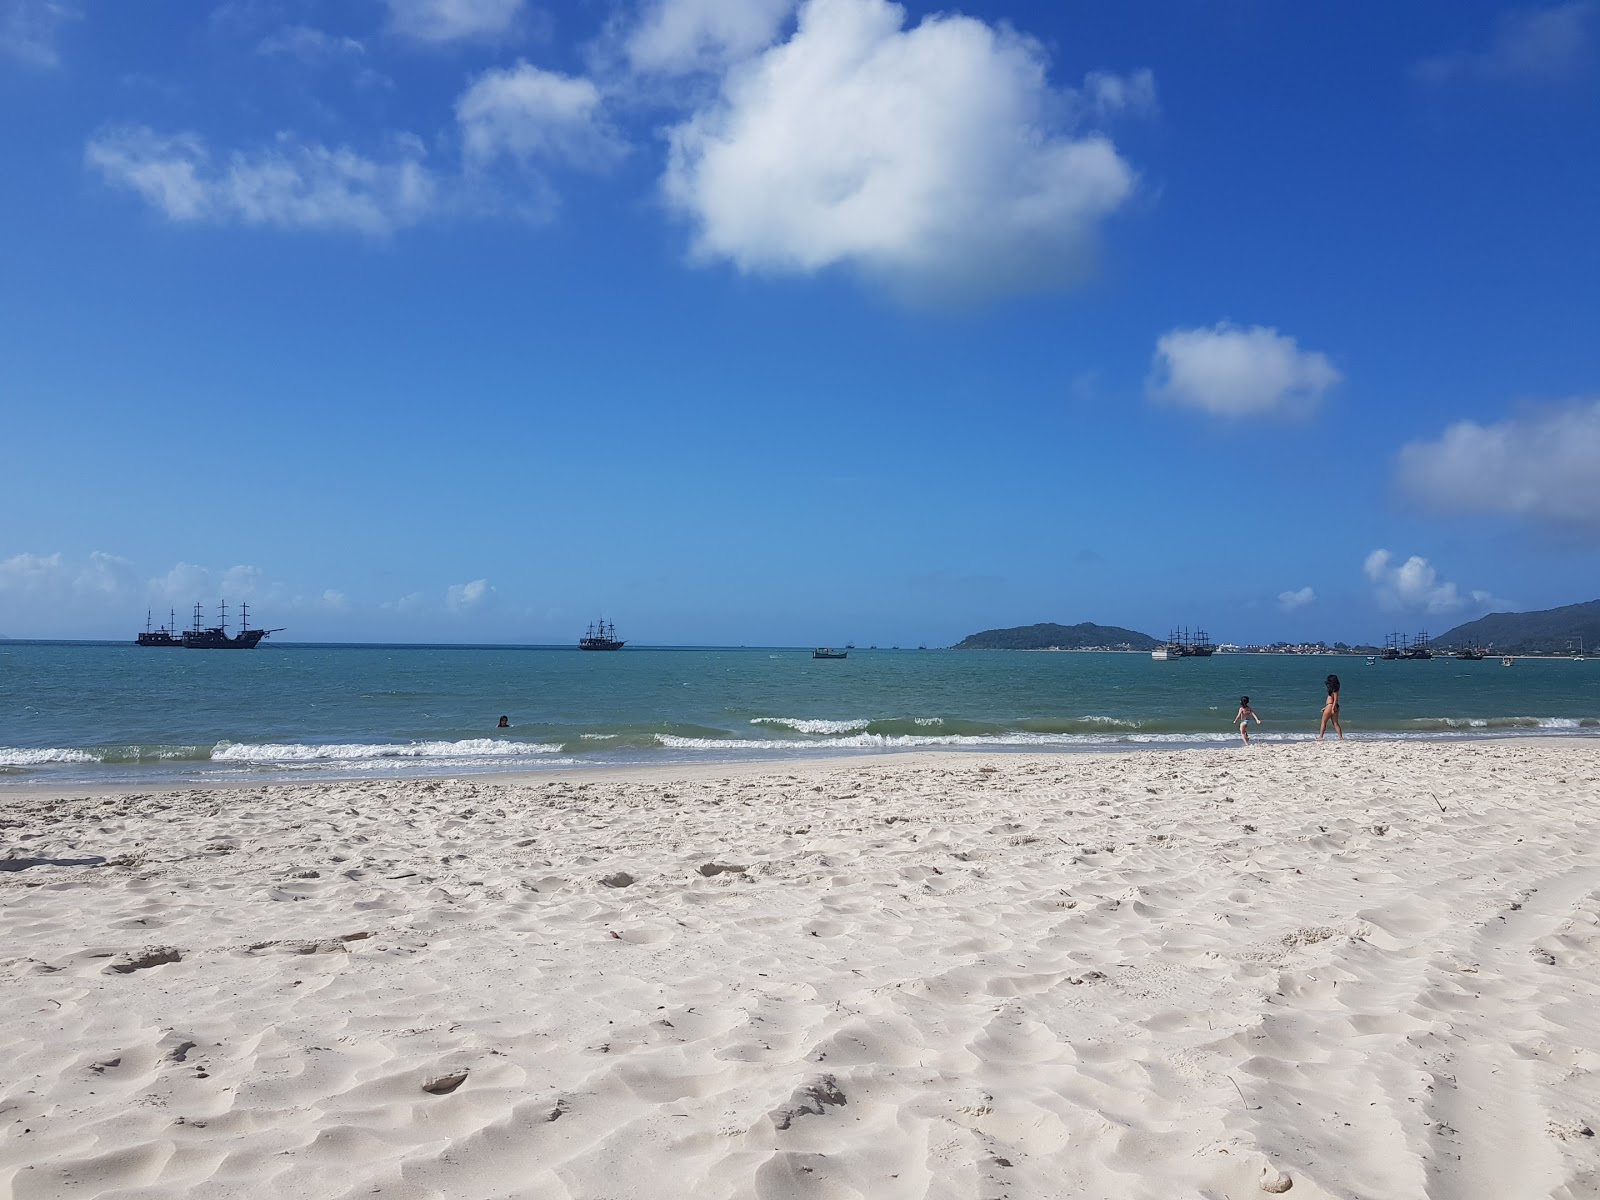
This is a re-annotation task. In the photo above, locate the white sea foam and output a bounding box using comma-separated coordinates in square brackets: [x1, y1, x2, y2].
[1406, 716, 1588, 731]
[211, 739, 566, 764]
[750, 717, 872, 735]
[662, 731, 1129, 752]
[0, 747, 98, 767]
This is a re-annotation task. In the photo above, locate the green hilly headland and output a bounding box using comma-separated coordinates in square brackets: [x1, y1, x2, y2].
[952, 622, 1160, 651]
[1435, 599, 1600, 654]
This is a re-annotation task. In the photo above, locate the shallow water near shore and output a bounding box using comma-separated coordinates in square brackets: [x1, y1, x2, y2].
[3, 641, 1595, 786]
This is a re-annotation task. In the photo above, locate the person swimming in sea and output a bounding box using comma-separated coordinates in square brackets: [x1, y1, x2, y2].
[497, 715, 510, 729]
[1233, 695, 1261, 745]
[1318, 674, 1343, 740]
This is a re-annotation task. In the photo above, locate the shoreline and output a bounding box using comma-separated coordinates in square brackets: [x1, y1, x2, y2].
[3, 726, 1598, 798]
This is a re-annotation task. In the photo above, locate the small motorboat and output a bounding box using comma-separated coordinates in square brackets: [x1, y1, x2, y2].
[1502, 656, 1514, 667]
[813, 647, 848, 659]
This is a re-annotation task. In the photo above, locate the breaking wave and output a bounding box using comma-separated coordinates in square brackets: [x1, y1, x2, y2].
[210, 739, 566, 763]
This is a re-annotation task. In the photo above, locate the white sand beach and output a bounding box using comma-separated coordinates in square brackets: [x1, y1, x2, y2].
[4, 739, 1599, 1199]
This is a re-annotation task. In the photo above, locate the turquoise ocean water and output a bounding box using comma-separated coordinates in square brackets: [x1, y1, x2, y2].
[2, 641, 1595, 787]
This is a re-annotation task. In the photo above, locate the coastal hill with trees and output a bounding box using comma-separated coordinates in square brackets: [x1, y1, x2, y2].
[1435, 600, 1600, 655]
[953, 622, 1160, 651]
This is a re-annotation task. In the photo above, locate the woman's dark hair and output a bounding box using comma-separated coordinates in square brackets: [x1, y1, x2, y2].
[1326, 674, 1340, 694]
[1240, 695, 1250, 706]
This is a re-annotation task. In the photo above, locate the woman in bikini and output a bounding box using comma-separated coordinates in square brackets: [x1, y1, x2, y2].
[1233, 695, 1261, 745]
[1318, 674, 1342, 740]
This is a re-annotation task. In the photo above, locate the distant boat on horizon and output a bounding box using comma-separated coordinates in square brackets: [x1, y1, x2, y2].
[1152, 626, 1214, 660]
[136, 609, 183, 647]
[177, 600, 281, 649]
[813, 647, 848, 659]
[579, 617, 625, 651]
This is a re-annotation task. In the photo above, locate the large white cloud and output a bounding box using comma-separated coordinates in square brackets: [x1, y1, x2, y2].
[384, 0, 523, 43]
[622, 0, 796, 76]
[661, 0, 1140, 304]
[1395, 399, 1600, 528]
[457, 62, 624, 170]
[1415, 2, 1594, 85]
[1363, 549, 1493, 615]
[84, 126, 439, 234]
[1147, 323, 1341, 417]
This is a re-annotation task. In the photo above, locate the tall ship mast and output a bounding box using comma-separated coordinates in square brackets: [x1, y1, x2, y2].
[579, 616, 625, 651]
[181, 600, 283, 650]
[135, 608, 183, 647]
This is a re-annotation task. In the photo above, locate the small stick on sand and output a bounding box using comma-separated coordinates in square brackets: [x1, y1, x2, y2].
[1429, 791, 1446, 814]
[1227, 1075, 1254, 1111]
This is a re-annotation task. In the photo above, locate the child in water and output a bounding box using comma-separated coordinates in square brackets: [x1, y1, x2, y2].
[1233, 695, 1261, 745]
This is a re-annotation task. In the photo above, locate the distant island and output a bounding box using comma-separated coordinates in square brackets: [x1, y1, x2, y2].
[953, 622, 1160, 651]
[1435, 599, 1600, 655]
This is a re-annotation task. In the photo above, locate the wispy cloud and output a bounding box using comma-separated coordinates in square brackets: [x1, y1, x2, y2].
[0, 0, 79, 68]
[383, 0, 524, 44]
[1148, 323, 1340, 418]
[84, 126, 440, 235]
[618, 0, 796, 77]
[1415, 2, 1595, 85]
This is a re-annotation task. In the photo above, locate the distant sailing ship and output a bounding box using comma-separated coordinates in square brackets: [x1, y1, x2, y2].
[1151, 626, 1215, 660]
[180, 600, 282, 649]
[579, 617, 625, 651]
[136, 609, 183, 647]
[1382, 632, 1434, 660]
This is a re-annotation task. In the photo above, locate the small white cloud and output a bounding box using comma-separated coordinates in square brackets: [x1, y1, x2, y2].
[0, 0, 78, 67]
[1415, 2, 1594, 85]
[320, 589, 349, 611]
[1147, 322, 1341, 418]
[384, 0, 523, 43]
[457, 62, 624, 171]
[1395, 398, 1600, 529]
[661, 0, 1139, 305]
[382, 591, 425, 613]
[85, 125, 439, 234]
[1363, 548, 1490, 615]
[622, 0, 795, 76]
[1278, 586, 1316, 612]
[446, 578, 492, 611]
[1082, 68, 1158, 119]
[257, 25, 364, 62]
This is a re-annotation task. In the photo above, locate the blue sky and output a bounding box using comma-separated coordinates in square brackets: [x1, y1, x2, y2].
[2, 0, 1597, 646]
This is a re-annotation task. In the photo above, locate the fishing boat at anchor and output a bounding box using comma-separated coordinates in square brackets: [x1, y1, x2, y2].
[813, 647, 848, 659]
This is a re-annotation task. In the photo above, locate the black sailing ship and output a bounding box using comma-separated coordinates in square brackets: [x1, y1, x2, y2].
[136, 609, 184, 647]
[180, 600, 282, 649]
[579, 617, 625, 651]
